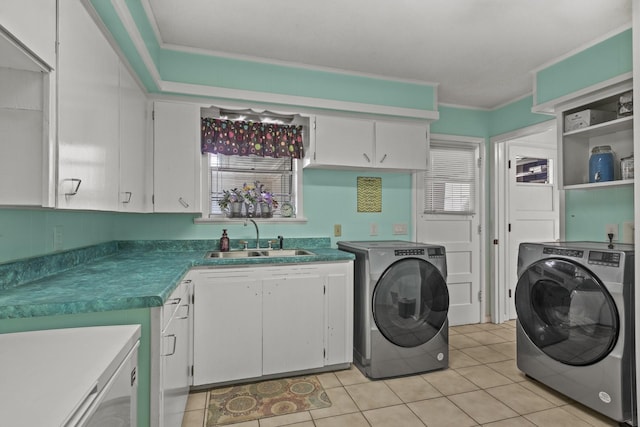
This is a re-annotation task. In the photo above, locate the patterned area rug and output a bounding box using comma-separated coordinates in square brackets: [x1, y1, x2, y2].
[206, 376, 332, 426]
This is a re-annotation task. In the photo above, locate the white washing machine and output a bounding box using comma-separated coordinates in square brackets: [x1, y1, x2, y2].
[515, 241, 636, 425]
[338, 240, 449, 379]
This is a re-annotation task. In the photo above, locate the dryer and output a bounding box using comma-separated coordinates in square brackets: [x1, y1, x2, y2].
[338, 240, 449, 379]
[515, 241, 636, 425]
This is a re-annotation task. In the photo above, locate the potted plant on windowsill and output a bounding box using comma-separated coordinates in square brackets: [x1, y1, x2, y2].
[242, 182, 260, 217]
[218, 188, 244, 217]
[256, 181, 278, 218]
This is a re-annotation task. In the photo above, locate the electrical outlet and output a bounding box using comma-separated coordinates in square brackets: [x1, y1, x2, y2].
[334, 224, 342, 237]
[370, 223, 378, 236]
[393, 223, 408, 235]
[605, 223, 618, 241]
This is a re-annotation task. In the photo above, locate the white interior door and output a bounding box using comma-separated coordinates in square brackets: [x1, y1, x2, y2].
[506, 143, 559, 319]
[416, 136, 484, 326]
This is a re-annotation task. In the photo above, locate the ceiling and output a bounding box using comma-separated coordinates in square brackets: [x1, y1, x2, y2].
[146, 0, 632, 110]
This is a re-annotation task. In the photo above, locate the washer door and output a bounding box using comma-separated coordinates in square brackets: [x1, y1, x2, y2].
[372, 258, 449, 348]
[515, 258, 619, 366]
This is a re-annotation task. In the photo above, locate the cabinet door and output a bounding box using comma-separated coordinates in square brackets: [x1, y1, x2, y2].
[193, 279, 262, 385]
[0, 0, 57, 69]
[161, 299, 191, 427]
[262, 275, 325, 375]
[57, 0, 120, 211]
[153, 101, 202, 212]
[323, 262, 354, 366]
[313, 115, 374, 168]
[375, 121, 429, 170]
[119, 63, 149, 212]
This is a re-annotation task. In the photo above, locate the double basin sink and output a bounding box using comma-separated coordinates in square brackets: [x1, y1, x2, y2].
[206, 249, 315, 259]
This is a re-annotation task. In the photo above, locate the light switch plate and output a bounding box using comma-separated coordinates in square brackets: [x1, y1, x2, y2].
[334, 224, 342, 237]
[393, 223, 408, 235]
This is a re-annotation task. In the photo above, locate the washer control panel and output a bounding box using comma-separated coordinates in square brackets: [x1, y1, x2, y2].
[588, 251, 621, 267]
[395, 248, 424, 256]
[543, 247, 584, 258]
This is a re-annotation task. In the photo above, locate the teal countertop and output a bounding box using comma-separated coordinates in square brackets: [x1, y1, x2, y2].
[0, 239, 354, 320]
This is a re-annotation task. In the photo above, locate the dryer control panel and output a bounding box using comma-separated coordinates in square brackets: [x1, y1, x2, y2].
[543, 247, 584, 258]
[588, 251, 621, 267]
[395, 248, 424, 256]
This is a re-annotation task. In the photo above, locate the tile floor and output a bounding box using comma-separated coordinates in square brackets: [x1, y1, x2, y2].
[181, 321, 620, 427]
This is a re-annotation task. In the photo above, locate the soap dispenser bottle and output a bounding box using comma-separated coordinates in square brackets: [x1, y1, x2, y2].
[220, 229, 230, 252]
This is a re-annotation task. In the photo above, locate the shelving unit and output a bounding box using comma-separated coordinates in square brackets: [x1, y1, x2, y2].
[559, 89, 634, 189]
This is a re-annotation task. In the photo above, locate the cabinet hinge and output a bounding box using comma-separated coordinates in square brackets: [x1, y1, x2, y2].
[508, 160, 511, 169]
[152, 194, 155, 204]
[313, 118, 317, 130]
[493, 239, 499, 245]
[323, 348, 326, 359]
[477, 225, 482, 234]
[508, 289, 512, 298]
[477, 157, 482, 168]
[323, 285, 326, 295]
[478, 290, 483, 303]
[508, 223, 512, 232]
[190, 365, 194, 377]
[152, 110, 155, 120]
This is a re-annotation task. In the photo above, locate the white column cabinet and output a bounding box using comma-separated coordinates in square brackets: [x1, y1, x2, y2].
[57, 0, 120, 211]
[153, 101, 202, 213]
[191, 261, 353, 387]
[306, 115, 429, 171]
[119, 63, 149, 212]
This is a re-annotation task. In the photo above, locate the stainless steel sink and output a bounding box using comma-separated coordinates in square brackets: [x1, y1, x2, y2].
[206, 250, 264, 258]
[205, 249, 315, 258]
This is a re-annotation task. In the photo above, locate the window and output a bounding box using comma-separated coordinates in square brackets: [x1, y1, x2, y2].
[207, 154, 301, 218]
[423, 143, 478, 215]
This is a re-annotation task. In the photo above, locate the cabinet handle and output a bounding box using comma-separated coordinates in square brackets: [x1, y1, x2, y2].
[379, 154, 387, 163]
[178, 197, 189, 208]
[162, 334, 177, 356]
[122, 192, 132, 204]
[362, 153, 371, 163]
[65, 178, 82, 196]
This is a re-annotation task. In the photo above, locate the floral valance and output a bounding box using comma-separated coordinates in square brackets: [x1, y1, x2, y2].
[201, 117, 304, 159]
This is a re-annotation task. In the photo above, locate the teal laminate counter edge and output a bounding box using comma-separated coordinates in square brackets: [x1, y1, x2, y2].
[0, 238, 354, 320]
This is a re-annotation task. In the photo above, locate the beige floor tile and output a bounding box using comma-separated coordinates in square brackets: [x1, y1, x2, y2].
[488, 327, 517, 342]
[450, 334, 484, 349]
[362, 404, 425, 427]
[523, 407, 593, 427]
[384, 375, 442, 402]
[481, 416, 536, 426]
[450, 349, 483, 369]
[474, 322, 505, 331]
[561, 403, 620, 426]
[502, 320, 517, 328]
[344, 381, 403, 411]
[486, 360, 527, 383]
[181, 409, 205, 427]
[456, 365, 513, 389]
[314, 412, 370, 427]
[487, 342, 516, 358]
[519, 379, 573, 406]
[333, 365, 369, 386]
[486, 383, 556, 414]
[460, 345, 512, 364]
[316, 371, 343, 389]
[258, 411, 312, 427]
[423, 368, 480, 395]
[465, 331, 507, 345]
[450, 327, 461, 335]
[451, 324, 484, 334]
[310, 387, 359, 419]
[277, 423, 314, 427]
[223, 421, 259, 427]
[185, 391, 208, 411]
[408, 397, 476, 427]
[448, 390, 519, 424]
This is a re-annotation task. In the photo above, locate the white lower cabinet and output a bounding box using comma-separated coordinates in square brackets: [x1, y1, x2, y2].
[152, 277, 192, 427]
[191, 261, 353, 387]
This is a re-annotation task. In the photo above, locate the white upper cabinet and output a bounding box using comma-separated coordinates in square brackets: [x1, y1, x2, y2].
[374, 120, 429, 170]
[0, 0, 57, 70]
[57, 0, 120, 211]
[152, 101, 202, 213]
[118, 63, 149, 212]
[306, 115, 429, 171]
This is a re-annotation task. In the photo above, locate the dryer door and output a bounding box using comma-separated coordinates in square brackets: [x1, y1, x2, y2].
[373, 258, 449, 348]
[515, 258, 619, 366]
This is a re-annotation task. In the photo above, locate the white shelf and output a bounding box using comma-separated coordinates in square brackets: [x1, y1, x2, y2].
[563, 179, 634, 190]
[563, 115, 633, 139]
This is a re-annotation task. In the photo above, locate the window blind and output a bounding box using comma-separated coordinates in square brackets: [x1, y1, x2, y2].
[424, 144, 477, 214]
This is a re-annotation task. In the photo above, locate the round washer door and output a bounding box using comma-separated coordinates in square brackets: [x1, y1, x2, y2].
[373, 258, 449, 348]
[515, 258, 619, 366]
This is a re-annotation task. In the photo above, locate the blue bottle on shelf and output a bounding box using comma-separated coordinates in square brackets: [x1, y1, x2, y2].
[589, 145, 614, 183]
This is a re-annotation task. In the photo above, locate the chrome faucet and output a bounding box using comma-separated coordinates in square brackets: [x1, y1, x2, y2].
[245, 219, 260, 249]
